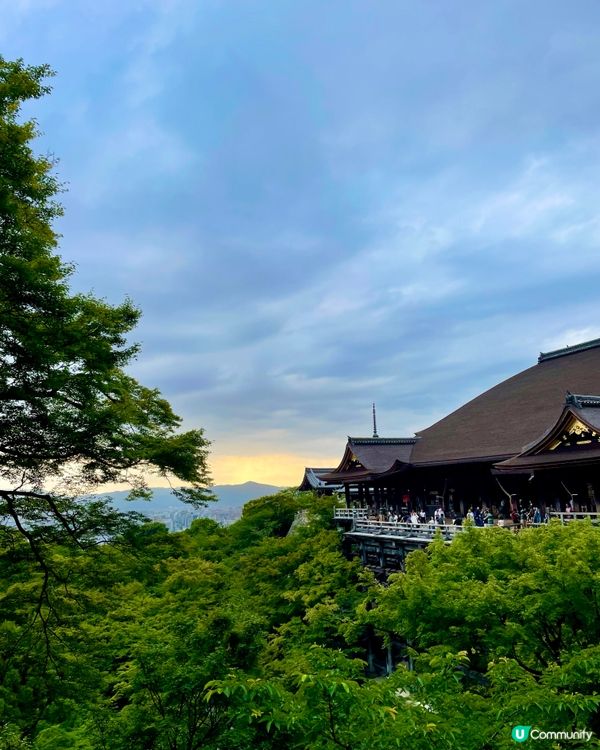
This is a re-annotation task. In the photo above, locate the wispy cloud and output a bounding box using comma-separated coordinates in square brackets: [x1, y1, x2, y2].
[5, 0, 600, 482]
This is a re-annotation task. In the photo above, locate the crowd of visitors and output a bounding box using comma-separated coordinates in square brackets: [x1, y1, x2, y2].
[364, 502, 552, 527]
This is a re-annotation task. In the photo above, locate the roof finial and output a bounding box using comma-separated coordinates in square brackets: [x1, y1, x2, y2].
[372, 402, 379, 438]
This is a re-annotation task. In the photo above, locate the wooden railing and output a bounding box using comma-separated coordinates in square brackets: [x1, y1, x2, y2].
[549, 511, 600, 524]
[333, 507, 369, 520]
[335, 508, 600, 529]
[348, 519, 465, 541]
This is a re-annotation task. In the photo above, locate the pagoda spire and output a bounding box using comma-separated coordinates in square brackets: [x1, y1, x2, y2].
[372, 402, 379, 438]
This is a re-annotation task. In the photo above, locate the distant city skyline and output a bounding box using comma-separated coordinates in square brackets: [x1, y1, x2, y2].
[4, 1, 600, 485]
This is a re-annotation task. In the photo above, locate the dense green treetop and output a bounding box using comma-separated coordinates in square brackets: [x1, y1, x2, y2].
[0, 57, 211, 548]
[3, 489, 600, 749]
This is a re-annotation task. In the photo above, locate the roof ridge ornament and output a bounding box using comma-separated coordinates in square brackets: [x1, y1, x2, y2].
[372, 402, 378, 438]
[349, 436, 418, 445]
[538, 337, 600, 363]
[565, 392, 600, 409]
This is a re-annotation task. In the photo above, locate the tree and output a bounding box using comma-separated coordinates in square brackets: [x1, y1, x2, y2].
[365, 522, 600, 743]
[0, 56, 212, 550]
[205, 646, 482, 750]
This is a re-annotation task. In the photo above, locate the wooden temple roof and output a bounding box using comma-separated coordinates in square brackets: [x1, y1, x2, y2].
[410, 341, 600, 466]
[344, 437, 416, 472]
[320, 437, 416, 483]
[494, 394, 600, 472]
[298, 467, 341, 491]
[317, 338, 600, 485]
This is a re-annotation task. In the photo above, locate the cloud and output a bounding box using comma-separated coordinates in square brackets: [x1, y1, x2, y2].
[6, 1, 600, 483]
[122, 0, 200, 108]
[74, 116, 198, 206]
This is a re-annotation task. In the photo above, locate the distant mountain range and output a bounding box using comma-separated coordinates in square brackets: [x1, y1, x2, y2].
[98, 481, 284, 516]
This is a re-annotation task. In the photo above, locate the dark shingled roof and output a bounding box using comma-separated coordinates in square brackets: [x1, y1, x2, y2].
[320, 437, 417, 482]
[348, 437, 416, 472]
[411, 342, 600, 466]
[575, 407, 600, 432]
[494, 398, 600, 472]
[538, 338, 600, 362]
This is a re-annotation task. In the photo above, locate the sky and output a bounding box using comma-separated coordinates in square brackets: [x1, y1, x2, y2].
[3, 0, 600, 486]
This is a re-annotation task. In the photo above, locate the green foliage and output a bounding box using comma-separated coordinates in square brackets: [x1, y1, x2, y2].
[366, 522, 600, 745]
[0, 725, 32, 750]
[0, 491, 374, 748]
[370, 522, 600, 669]
[2, 484, 600, 748]
[0, 62, 216, 747]
[206, 646, 483, 750]
[0, 56, 212, 553]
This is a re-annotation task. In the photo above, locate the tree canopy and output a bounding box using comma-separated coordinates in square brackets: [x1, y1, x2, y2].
[0, 56, 211, 549]
[3, 490, 600, 749]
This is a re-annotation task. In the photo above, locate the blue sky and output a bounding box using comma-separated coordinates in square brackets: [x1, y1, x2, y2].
[4, 0, 600, 484]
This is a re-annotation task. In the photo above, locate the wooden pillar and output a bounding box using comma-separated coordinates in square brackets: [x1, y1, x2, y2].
[367, 631, 375, 674]
[386, 643, 393, 675]
[344, 484, 351, 507]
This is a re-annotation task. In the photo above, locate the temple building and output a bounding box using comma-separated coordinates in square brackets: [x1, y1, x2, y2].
[298, 467, 342, 495]
[317, 338, 600, 517]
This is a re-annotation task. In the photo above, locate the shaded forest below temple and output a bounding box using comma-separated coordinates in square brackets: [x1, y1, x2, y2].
[3, 490, 600, 750]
